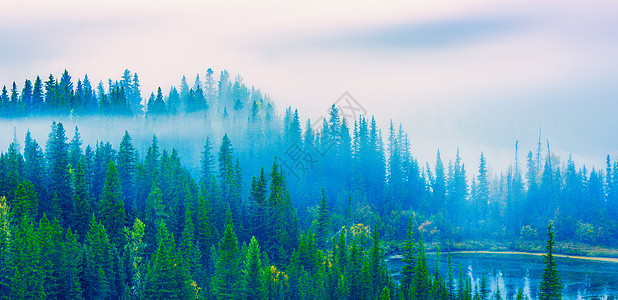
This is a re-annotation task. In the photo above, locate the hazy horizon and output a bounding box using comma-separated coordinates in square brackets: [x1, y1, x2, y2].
[1, 0, 617, 173]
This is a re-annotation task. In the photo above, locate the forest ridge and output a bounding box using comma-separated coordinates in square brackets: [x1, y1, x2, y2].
[0, 68, 612, 299]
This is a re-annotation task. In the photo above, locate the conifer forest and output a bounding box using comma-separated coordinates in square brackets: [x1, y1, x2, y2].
[0, 67, 614, 299]
[2, 0, 618, 299]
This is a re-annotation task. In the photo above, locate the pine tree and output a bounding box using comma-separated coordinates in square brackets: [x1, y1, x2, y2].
[99, 160, 127, 247]
[248, 168, 268, 248]
[60, 228, 84, 299]
[315, 188, 330, 249]
[200, 137, 215, 189]
[381, 286, 391, 300]
[69, 126, 83, 171]
[0, 197, 12, 298]
[400, 217, 415, 299]
[38, 214, 63, 299]
[73, 161, 92, 238]
[243, 236, 266, 300]
[32, 75, 44, 110]
[9, 214, 46, 299]
[212, 224, 242, 300]
[433, 150, 447, 213]
[179, 212, 205, 288]
[24, 130, 46, 211]
[413, 232, 430, 300]
[144, 181, 167, 254]
[479, 270, 489, 300]
[46, 122, 73, 225]
[84, 216, 115, 300]
[117, 130, 137, 217]
[123, 218, 146, 300]
[539, 223, 562, 300]
[476, 152, 490, 224]
[144, 222, 195, 300]
[195, 192, 215, 258]
[11, 180, 38, 221]
[265, 158, 299, 265]
[21, 78, 33, 113]
[368, 224, 387, 299]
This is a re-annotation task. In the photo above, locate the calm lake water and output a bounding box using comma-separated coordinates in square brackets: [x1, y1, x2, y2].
[385, 252, 618, 299]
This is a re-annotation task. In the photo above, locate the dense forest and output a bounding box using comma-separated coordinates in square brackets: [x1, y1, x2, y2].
[0, 69, 612, 299]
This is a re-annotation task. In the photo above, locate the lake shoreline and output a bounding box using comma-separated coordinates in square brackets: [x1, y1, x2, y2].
[444, 250, 618, 263]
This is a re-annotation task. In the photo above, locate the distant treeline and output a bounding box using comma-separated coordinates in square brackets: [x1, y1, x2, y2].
[0, 69, 265, 118]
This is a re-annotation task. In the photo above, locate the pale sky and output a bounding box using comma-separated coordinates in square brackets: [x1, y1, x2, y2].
[1, 0, 617, 172]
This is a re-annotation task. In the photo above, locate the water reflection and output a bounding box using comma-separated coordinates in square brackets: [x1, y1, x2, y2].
[386, 252, 618, 299]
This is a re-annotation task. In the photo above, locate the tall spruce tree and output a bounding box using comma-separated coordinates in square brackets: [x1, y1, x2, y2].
[46, 122, 73, 225]
[212, 223, 242, 300]
[315, 188, 330, 249]
[539, 223, 562, 300]
[99, 160, 127, 247]
[242, 236, 266, 300]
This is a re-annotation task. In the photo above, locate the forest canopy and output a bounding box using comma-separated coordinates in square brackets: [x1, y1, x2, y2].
[0, 68, 614, 299]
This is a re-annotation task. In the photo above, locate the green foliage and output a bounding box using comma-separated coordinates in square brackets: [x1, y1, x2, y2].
[413, 232, 430, 300]
[144, 222, 195, 300]
[123, 218, 146, 299]
[315, 188, 330, 249]
[381, 286, 391, 300]
[11, 180, 38, 221]
[9, 215, 46, 299]
[84, 216, 115, 300]
[540, 223, 562, 300]
[72, 161, 92, 239]
[400, 218, 415, 299]
[212, 224, 242, 300]
[99, 160, 127, 247]
[243, 236, 266, 300]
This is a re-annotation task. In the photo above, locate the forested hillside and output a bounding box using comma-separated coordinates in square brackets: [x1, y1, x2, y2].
[0, 69, 614, 299]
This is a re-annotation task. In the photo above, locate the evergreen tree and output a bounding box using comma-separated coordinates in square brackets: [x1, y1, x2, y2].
[24, 130, 46, 208]
[99, 160, 127, 247]
[315, 188, 330, 249]
[400, 218, 415, 299]
[84, 216, 115, 300]
[479, 270, 489, 300]
[123, 218, 146, 300]
[381, 286, 391, 300]
[539, 223, 562, 300]
[73, 161, 92, 238]
[69, 126, 83, 170]
[46, 122, 73, 225]
[195, 191, 216, 258]
[179, 212, 205, 288]
[0, 197, 11, 298]
[144, 181, 168, 254]
[60, 228, 84, 299]
[200, 137, 215, 189]
[38, 214, 63, 299]
[144, 222, 195, 300]
[21, 78, 33, 112]
[11, 180, 38, 221]
[413, 232, 430, 300]
[32, 75, 44, 110]
[212, 224, 242, 300]
[117, 130, 137, 217]
[243, 236, 266, 300]
[9, 214, 46, 299]
[248, 168, 268, 247]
